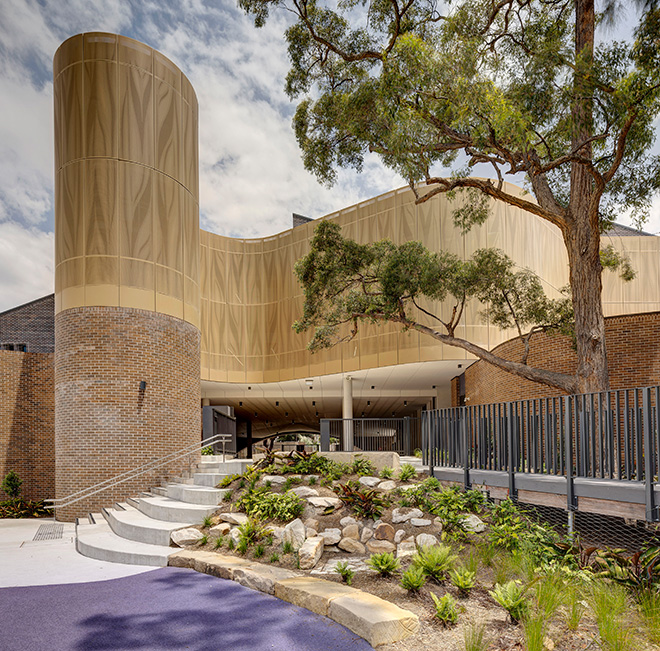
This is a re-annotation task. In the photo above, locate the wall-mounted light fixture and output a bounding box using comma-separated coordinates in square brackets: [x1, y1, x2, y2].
[404, 401, 408, 407]
[458, 364, 462, 369]
[275, 401, 279, 406]
[139, 381, 147, 391]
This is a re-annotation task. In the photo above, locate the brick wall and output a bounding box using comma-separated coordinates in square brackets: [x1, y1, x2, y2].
[55, 306, 201, 521]
[0, 351, 55, 500]
[0, 294, 54, 353]
[456, 311, 660, 406]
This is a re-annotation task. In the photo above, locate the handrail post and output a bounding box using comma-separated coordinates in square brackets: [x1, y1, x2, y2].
[564, 395, 577, 512]
[320, 419, 330, 452]
[642, 387, 659, 521]
[404, 417, 411, 456]
[506, 402, 516, 499]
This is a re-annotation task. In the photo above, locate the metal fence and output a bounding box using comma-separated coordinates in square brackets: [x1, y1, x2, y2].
[320, 417, 421, 455]
[422, 385, 660, 522]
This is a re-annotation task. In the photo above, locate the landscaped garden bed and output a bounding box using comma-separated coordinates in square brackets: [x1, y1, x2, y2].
[177, 451, 660, 651]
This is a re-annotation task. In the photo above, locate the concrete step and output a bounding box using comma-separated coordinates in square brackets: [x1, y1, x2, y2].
[135, 495, 218, 523]
[195, 459, 253, 474]
[192, 472, 230, 487]
[103, 502, 194, 546]
[165, 483, 228, 505]
[76, 518, 174, 566]
[151, 486, 168, 497]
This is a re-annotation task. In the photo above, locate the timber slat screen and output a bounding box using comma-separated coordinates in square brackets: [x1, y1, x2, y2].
[422, 386, 660, 522]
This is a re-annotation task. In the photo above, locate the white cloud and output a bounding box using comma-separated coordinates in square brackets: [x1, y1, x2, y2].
[0, 222, 53, 312]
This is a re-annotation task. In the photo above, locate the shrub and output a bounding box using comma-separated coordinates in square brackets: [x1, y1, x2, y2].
[412, 544, 458, 582]
[380, 466, 394, 479]
[413, 448, 422, 458]
[400, 566, 426, 593]
[308, 475, 317, 485]
[201, 446, 214, 456]
[238, 487, 304, 521]
[0, 498, 52, 518]
[366, 552, 400, 577]
[489, 581, 528, 623]
[335, 561, 355, 585]
[237, 518, 272, 546]
[334, 481, 389, 519]
[2, 471, 22, 499]
[351, 456, 376, 476]
[430, 592, 459, 626]
[397, 464, 417, 482]
[449, 566, 476, 597]
[219, 473, 241, 488]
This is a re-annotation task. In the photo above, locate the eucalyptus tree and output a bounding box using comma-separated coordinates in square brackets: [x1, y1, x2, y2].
[239, 0, 660, 393]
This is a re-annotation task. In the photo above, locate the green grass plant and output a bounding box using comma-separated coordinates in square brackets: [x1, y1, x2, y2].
[589, 581, 636, 651]
[269, 552, 280, 563]
[214, 536, 224, 549]
[227, 538, 235, 551]
[254, 543, 265, 558]
[638, 589, 660, 645]
[463, 621, 489, 651]
[198, 534, 208, 546]
[282, 541, 294, 554]
[522, 614, 545, 651]
[202, 515, 213, 528]
[222, 489, 233, 502]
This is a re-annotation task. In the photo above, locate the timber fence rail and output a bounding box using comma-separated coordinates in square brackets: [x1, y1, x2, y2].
[421, 386, 660, 522]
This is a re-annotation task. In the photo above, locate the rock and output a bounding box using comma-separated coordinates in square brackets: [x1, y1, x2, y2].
[282, 518, 306, 551]
[229, 528, 242, 545]
[462, 514, 486, 533]
[305, 518, 320, 531]
[262, 475, 286, 485]
[306, 529, 318, 538]
[377, 480, 397, 491]
[373, 519, 383, 528]
[290, 486, 319, 498]
[342, 524, 360, 540]
[338, 538, 366, 554]
[410, 518, 432, 527]
[274, 576, 356, 616]
[391, 507, 423, 524]
[218, 512, 249, 526]
[366, 539, 396, 554]
[374, 523, 395, 541]
[394, 529, 406, 544]
[298, 536, 324, 569]
[361, 527, 374, 544]
[340, 516, 358, 528]
[358, 476, 381, 488]
[433, 517, 444, 528]
[415, 533, 438, 548]
[270, 526, 284, 542]
[328, 592, 420, 647]
[171, 528, 205, 546]
[396, 542, 417, 559]
[209, 523, 231, 536]
[319, 528, 342, 545]
[544, 637, 555, 651]
[232, 564, 298, 595]
[308, 496, 342, 509]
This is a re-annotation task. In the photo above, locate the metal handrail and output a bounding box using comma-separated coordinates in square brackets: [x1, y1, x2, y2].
[46, 433, 232, 509]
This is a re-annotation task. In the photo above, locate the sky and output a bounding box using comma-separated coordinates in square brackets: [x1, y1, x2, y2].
[0, 0, 658, 312]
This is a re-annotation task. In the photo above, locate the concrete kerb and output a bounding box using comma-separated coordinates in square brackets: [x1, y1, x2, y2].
[168, 550, 419, 647]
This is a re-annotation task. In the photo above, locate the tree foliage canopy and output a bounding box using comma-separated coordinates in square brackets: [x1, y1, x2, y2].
[240, 0, 660, 393]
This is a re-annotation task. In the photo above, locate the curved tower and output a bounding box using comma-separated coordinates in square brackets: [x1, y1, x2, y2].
[53, 33, 201, 520]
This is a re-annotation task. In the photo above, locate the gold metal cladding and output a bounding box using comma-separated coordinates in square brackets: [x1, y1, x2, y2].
[53, 33, 200, 328]
[199, 182, 660, 384]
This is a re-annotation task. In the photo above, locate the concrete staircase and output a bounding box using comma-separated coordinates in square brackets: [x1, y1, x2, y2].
[75, 457, 252, 567]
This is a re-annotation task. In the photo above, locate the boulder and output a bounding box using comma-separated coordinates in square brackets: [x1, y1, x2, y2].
[339, 516, 358, 528]
[171, 528, 205, 546]
[366, 539, 396, 554]
[229, 528, 242, 545]
[410, 518, 432, 527]
[290, 486, 319, 498]
[262, 475, 286, 485]
[298, 536, 325, 569]
[319, 528, 342, 545]
[306, 529, 318, 538]
[462, 514, 486, 533]
[209, 522, 231, 536]
[218, 512, 249, 526]
[374, 523, 395, 541]
[270, 526, 284, 542]
[342, 524, 360, 540]
[338, 538, 366, 554]
[391, 507, 423, 524]
[282, 518, 306, 551]
[360, 527, 374, 544]
[377, 480, 397, 491]
[396, 542, 417, 559]
[305, 518, 320, 531]
[358, 476, 381, 488]
[308, 496, 342, 509]
[394, 529, 407, 544]
[415, 533, 438, 548]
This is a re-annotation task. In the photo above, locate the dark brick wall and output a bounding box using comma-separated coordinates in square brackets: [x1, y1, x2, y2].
[55, 306, 201, 521]
[455, 311, 660, 406]
[0, 351, 55, 500]
[0, 294, 54, 354]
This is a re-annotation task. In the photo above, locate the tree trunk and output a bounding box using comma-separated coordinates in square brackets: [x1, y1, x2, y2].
[566, 0, 610, 394]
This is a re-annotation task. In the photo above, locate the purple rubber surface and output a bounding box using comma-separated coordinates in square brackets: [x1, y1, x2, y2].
[0, 567, 374, 650]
